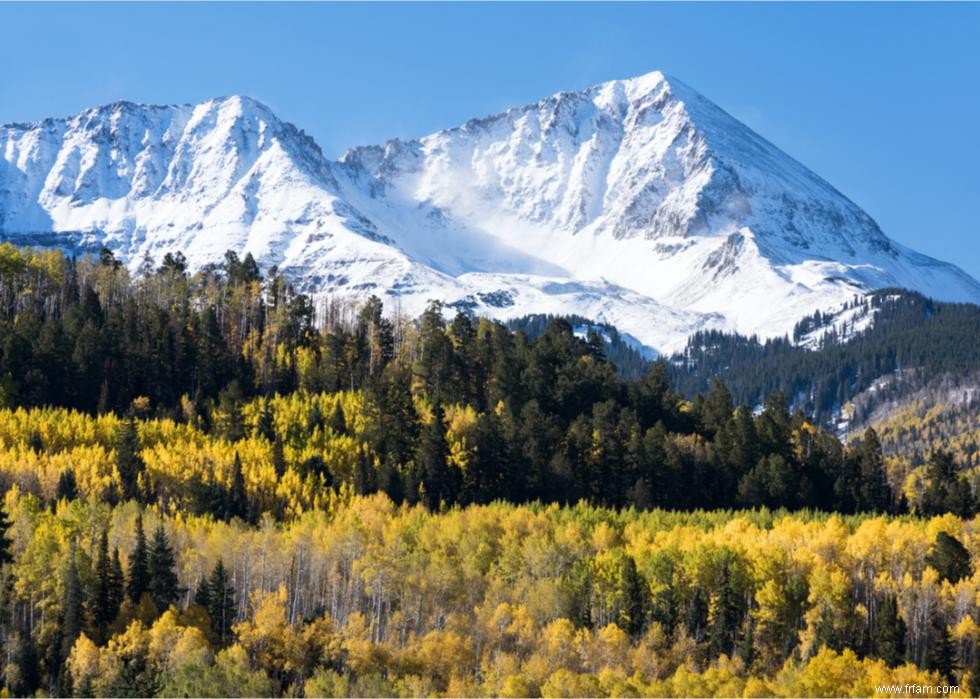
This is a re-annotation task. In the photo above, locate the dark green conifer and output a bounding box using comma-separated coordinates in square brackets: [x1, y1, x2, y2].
[206, 559, 236, 642]
[618, 555, 647, 638]
[854, 428, 891, 512]
[194, 575, 210, 608]
[872, 595, 907, 666]
[228, 452, 249, 522]
[417, 403, 455, 509]
[272, 437, 287, 478]
[328, 400, 347, 436]
[0, 505, 13, 567]
[148, 524, 181, 611]
[55, 468, 79, 502]
[926, 532, 972, 584]
[353, 448, 373, 496]
[127, 514, 150, 603]
[92, 529, 114, 639]
[60, 541, 84, 662]
[927, 613, 957, 685]
[709, 562, 742, 659]
[10, 627, 40, 698]
[256, 398, 275, 442]
[116, 415, 145, 502]
[702, 379, 734, 436]
[109, 546, 125, 618]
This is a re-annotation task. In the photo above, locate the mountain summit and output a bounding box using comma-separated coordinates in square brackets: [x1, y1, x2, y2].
[2, 72, 978, 353]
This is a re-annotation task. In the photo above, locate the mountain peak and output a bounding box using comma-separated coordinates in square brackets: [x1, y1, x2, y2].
[600, 68, 670, 97]
[2, 76, 978, 355]
[0, 95, 281, 133]
[199, 94, 280, 120]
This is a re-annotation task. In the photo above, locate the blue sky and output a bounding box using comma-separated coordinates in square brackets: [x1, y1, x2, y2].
[2, 2, 978, 278]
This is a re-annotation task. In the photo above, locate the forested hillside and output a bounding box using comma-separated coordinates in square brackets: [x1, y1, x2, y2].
[506, 314, 653, 380]
[854, 389, 980, 520]
[669, 291, 980, 426]
[2, 244, 974, 515]
[0, 244, 976, 697]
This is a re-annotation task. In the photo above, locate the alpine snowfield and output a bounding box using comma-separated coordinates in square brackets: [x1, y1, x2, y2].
[2, 71, 978, 355]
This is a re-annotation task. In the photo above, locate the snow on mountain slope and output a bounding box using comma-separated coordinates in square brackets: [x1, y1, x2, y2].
[333, 71, 980, 343]
[2, 72, 979, 355]
[0, 96, 457, 304]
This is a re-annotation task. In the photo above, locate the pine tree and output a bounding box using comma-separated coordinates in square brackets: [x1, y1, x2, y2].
[55, 468, 79, 502]
[10, 627, 40, 698]
[97, 379, 111, 415]
[256, 398, 275, 442]
[756, 393, 790, 456]
[328, 400, 347, 436]
[632, 362, 671, 429]
[193, 576, 210, 608]
[116, 414, 146, 502]
[228, 452, 249, 522]
[92, 529, 114, 639]
[926, 532, 972, 583]
[413, 301, 452, 403]
[0, 505, 13, 567]
[272, 437, 287, 478]
[148, 524, 181, 611]
[353, 448, 374, 496]
[854, 428, 891, 512]
[737, 615, 756, 668]
[377, 454, 404, 504]
[127, 513, 150, 603]
[206, 559, 236, 642]
[709, 562, 742, 659]
[417, 403, 455, 509]
[729, 406, 759, 477]
[872, 595, 907, 666]
[26, 431, 43, 453]
[240, 252, 261, 283]
[109, 546, 125, 618]
[919, 450, 974, 517]
[927, 613, 957, 685]
[307, 400, 325, 434]
[617, 555, 647, 638]
[702, 379, 734, 436]
[460, 411, 504, 504]
[61, 541, 84, 662]
[217, 381, 246, 442]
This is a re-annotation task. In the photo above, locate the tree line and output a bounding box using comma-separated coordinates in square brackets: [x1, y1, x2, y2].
[0, 244, 974, 517]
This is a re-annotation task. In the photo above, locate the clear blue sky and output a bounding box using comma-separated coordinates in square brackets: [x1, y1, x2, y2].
[2, 2, 978, 278]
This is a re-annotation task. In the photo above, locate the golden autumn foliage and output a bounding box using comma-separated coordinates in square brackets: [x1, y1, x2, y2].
[0, 481, 975, 697]
[856, 398, 980, 513]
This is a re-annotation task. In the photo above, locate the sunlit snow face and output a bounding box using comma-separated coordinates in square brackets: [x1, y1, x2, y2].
[2, 73, 978, 357]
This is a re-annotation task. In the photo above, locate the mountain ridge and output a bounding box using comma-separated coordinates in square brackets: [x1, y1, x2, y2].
[2, 71, 978, 355]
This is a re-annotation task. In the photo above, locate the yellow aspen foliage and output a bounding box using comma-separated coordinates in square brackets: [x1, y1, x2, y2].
[147, 610, 212, 672]
[233, 587, 292, 676]
[0, 400, 974, 699]
[67, 634, 103, 692]
[540, 668, 601, 698]
[498, 673, 532, 698]
[770, 647, 955, 698]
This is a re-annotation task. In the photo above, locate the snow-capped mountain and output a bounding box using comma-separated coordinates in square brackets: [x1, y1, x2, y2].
[2, 71, 978, 355]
